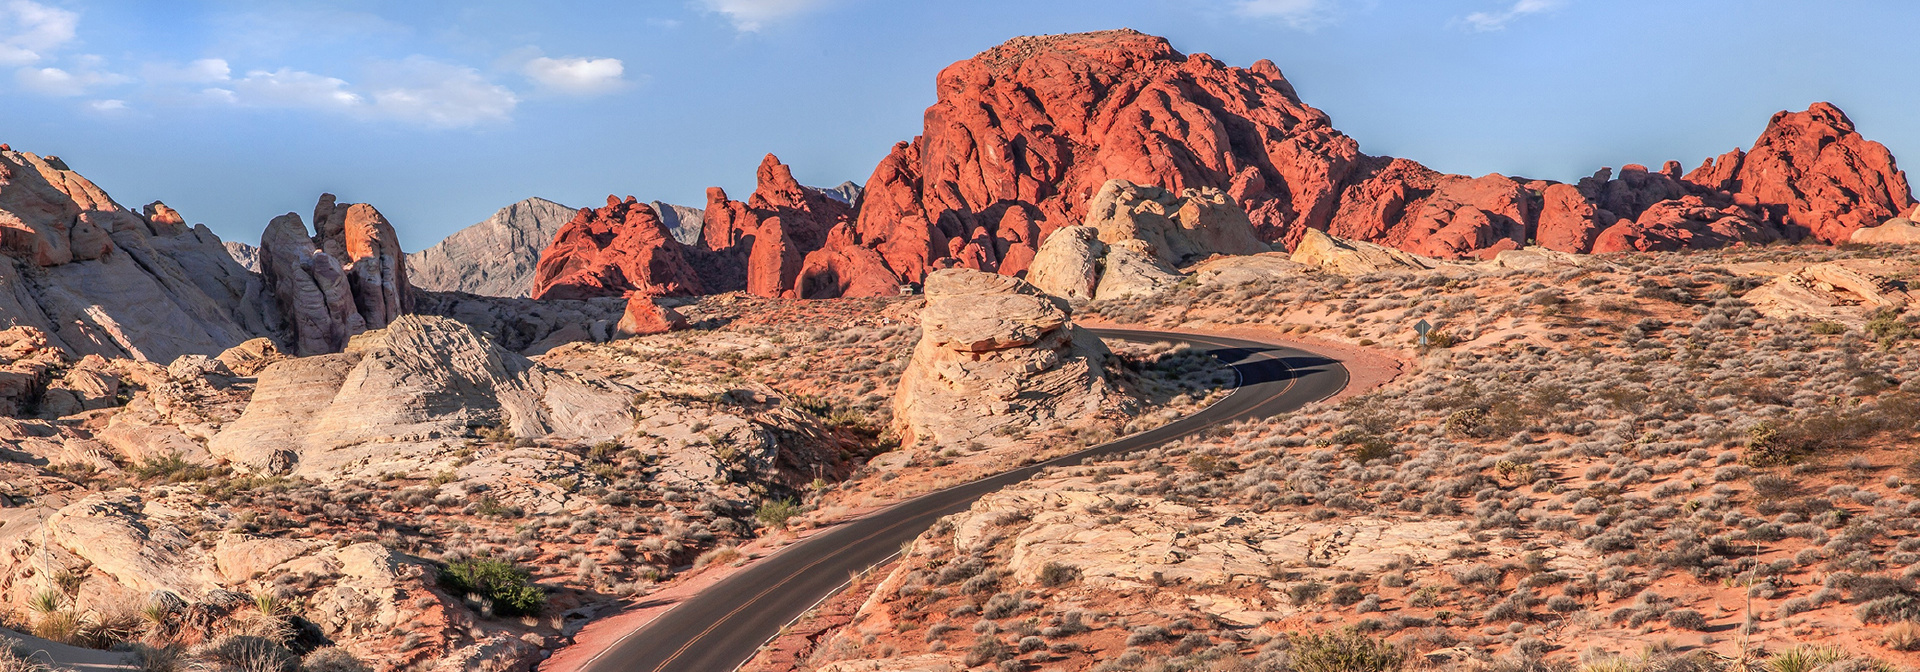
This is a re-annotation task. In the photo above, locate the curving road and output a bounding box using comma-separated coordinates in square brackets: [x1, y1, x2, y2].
[566, 328, 1349, 672]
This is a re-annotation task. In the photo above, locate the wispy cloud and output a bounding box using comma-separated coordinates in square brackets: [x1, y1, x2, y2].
[521, 55, 627, 96]
[1232, 0, 1337, 29]
[221, 67, 362, 110]
[1460, 0, 1565, 31]
[0, 0, 77, 65]
[699, 0, 836, 32]
[365, 57, 518, 127]
[196, 58, 517, 128]
[15, 55, 129, 96]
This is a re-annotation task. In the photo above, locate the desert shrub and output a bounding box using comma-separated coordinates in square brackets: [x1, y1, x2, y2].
[1036, 562, 1080, 588]
[439, 559, 546, 617]
[1287, 630, 1406, 672]
[1666, 608, 1707, 631]
[694, 546, 741, 568]
[128, 452, 223, 483]
[1126, 625, 1171, 645]
[1884, 621, 1920, 651]
[964, 635, 1009, 666]
[197, 635, 298, 672]
[300, 647, 372, 672]
[982, 592, 1021, 619]
[1857, 594, 1920, 625]
[755, 498, 802, 529]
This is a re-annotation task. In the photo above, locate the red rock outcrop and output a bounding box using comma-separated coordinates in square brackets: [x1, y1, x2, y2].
[530, 196, 705, 301]
[536, 155, 864, 301]
[614, 296, 690, 337]
[1682, 103, 1912, 244]
[523, 31, 1916, 300]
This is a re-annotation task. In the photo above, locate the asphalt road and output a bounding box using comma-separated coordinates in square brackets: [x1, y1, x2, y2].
[569, 328, 1350, 672]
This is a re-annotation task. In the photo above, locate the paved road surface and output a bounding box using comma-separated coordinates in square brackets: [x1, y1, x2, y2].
[568, 328, 1350, 672]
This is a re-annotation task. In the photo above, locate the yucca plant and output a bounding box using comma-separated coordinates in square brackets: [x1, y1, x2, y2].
[26, 589, 61, 615]
[1765, 645, 1847, 672]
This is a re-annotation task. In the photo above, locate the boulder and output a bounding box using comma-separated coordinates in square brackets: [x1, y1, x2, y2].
[1850, 215, 1920, 245]
[893, 269, 1120, 448]
[1291, 228, 1441, 275]
[1025, 226, 1106, 302]
[615, 296, 690, 338]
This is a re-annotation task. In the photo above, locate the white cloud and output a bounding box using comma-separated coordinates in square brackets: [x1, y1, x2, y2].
[1461, 0, 1564, 31]
[1233, 0, 1336, 29]
[699, 0, 834, 31]
[157, 56, 516, 128]
[229, 67, 363, 110]
[522, 55, 626, 95]
[87, 98, 125, 112]
[0, 0, 77, 65]
[143, 57, 231, 84]
[365, 57, 517, 128]
[15, 55, 129, 96]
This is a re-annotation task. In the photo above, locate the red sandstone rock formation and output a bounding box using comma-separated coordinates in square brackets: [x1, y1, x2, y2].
[530, 196, 705, 301]
[615, 296, 689, 337]
[523, 31, 1915, 300]
[1683, 103, 1912, 244]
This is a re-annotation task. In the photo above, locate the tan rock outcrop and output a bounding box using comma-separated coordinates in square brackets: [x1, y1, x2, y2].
[1290, 227, 1442, 275]
[1744, 262, 1911, 326]
[208, 315, 634, 478]
[1083, 180, 1269, 267]
[1188, 252, 1306, 287]
[893, 268, 1119, 448]
[257, 195, 414, 356]
[1024, 226, 1106, 301]
[1027, 180, 1266, 301]
[1850, 211, 1920, 245]
[0, 149, 270, 363]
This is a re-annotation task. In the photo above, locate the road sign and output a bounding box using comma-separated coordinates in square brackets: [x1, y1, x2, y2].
[1415, 319, 1432, 347]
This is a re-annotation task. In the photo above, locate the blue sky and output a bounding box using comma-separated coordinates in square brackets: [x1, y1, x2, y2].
[0, 0, 1914, 251]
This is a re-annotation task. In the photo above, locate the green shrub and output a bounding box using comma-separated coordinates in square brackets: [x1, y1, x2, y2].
[1287, 630, 1406, 672]
[439, 559, 546, 617]
[755, 498, 802, 529]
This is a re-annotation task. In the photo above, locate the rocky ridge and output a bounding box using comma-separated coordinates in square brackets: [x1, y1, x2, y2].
[524, 30, 1915, 304]
[407, 197, 577, 298]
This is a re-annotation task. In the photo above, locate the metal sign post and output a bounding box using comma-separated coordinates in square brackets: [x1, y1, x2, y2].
[1415, 319, 1432, 347]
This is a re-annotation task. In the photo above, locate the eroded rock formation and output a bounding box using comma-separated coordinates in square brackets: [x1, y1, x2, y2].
[0, 149, 269, 363]
[521, 31, 1915, 302]
[258, 195, 415, 356]
[893, 268, 1119, 448]
[1028, 179, 1268, 301]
